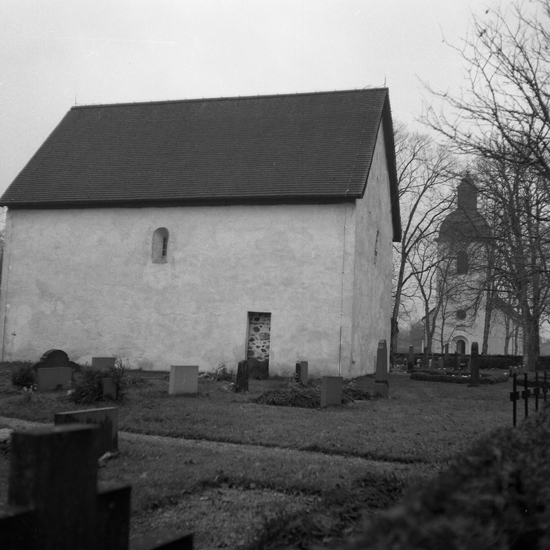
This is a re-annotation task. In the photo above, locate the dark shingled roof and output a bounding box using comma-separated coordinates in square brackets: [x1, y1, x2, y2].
[1, 88, 401, 239]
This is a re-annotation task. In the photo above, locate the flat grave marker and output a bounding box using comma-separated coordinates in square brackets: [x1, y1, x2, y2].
[320, 376, 342, 407]
[92, 357, 116, 371]
[169, 365, 199, 395]
[295, 361, 308, 385]
[235, 360, 249, 392]
[373, 340, 389, 398]
[0, 424, 193, 549]
[36, 367, 72, 392]
[101, 377, 118, 400]
[54, 407, 119, 458]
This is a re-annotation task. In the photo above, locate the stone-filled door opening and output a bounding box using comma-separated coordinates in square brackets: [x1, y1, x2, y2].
[247, 312, 271, 364]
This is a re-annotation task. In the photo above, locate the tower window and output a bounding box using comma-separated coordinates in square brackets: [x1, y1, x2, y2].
[456, 249, 469, 274]
[152, 228, 169, 263]
[456, 310, 467, 320]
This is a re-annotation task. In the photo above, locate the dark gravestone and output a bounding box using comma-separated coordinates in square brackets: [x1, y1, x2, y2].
[235, 360, 249, 392]
[407, 346, 414, 372]
[373, 340, 389, 398]
[32, 349, 79, 373]
[101, 378, 117, 400]
[54, 407, 118, 458]
[6, 425, 100, 550]
[36, 367, 72, 392]
[444, 343, 450, 369]
[0, 425, 192, 550]
[247, 358, 269, 380]
[469, 342, 480, 387]
[295, 361, 308, 385]
[92, 357, 116, 371]
[320, 376, 342, 407]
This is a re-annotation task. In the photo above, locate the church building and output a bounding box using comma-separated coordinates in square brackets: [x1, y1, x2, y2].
[0, 89, 401, 376]
[434, 175, 522, 355]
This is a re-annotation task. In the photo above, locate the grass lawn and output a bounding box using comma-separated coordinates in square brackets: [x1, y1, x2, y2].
[0, 365, 516, 549]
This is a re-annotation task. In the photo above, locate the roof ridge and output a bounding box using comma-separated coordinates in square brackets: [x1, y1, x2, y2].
[71, 87, 388, 111]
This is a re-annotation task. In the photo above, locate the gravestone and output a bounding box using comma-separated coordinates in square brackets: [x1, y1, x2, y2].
[235, 360, 249, 392]
[101, 377, 117, 400]
[469, 342, 480, 387]
[444, 343, 450, 369]
[168, 365, 199, 395]
[247, 358, 269, 380]
[320, 376, 342, 407]
[54, 407, 118, 458]
[295, 361, 308, 385]
[32, 349, 79, 372]
[373, 340, 389, 398]
[0, 424, 193, 550]
[36, 367, 72, 392]
[92, 357, 116, 371]
[437, 357, 444, 369]
[407, 346, 415, 372]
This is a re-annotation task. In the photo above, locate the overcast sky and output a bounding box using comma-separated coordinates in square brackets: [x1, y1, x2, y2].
[0, 0, 495, 197]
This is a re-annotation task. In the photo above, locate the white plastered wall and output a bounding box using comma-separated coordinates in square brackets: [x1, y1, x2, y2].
[0, 202, 363, 376]
[348, 123, 393, 377]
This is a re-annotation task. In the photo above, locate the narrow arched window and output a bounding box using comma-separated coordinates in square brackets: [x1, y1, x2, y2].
[152, 228, 169, 263]
[456, 249, 469, 274]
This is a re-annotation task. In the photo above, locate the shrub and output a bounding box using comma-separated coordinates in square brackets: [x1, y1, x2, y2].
[11, 363, 36, 388]
[106, 356, 127, 400]
[69, 367, 104, 404]
[344, 403, 550, 549]
[214, 362, 234, 382]
[410, 371, 508, 384]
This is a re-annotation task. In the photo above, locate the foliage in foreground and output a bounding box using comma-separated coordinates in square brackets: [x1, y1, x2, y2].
[10, 363, 36, 389]
[246, 473, 408, 550]
[69, 358, 128, 404]
[252, 376, 370, 408]
[344, 403, 550, 550]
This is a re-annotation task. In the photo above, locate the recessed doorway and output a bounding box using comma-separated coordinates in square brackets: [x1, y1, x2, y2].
[247, 312, 271, 362]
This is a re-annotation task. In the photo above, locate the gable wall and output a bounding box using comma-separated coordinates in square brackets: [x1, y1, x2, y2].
[0, 203, 356, 375]
[348, 123, 393, 376]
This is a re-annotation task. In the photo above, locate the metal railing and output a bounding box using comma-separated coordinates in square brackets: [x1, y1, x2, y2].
[510, 372, 550, 427]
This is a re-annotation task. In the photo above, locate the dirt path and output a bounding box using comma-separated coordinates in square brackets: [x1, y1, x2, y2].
[0, 416, 437, 549]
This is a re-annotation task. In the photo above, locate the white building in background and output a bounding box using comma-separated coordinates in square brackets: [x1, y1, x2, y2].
[434, 175, 522, 355]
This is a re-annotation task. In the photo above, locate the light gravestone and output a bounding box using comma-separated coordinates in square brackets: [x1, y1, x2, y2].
[92, 357, 116, 371]
[168, 365, 199, 395]
[295, 361, 308, 385]
[235, 360, 249, 392]
[320, 376, 342, 407]
[32, 349, 78, 392]
[54, 407, 119, 458]
[373, 340, 389, 398]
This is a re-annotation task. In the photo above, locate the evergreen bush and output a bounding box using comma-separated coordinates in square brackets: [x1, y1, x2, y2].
[344, 403, 550, 549]
[11, 363, 36, 389]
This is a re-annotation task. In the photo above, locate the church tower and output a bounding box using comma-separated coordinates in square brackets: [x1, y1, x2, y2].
[435, 175, 520, 355]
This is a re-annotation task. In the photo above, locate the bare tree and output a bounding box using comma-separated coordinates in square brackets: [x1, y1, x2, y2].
[476, 158, 550, 369]
[422, 1, 550, 369]
[424, 0, 550, 182]
[390, 124, 456, 362]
